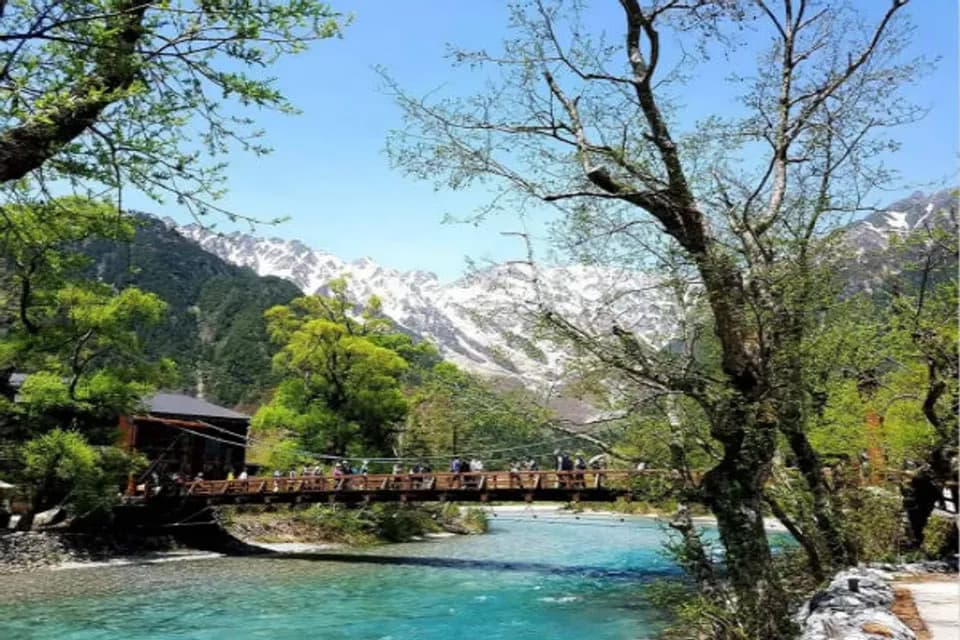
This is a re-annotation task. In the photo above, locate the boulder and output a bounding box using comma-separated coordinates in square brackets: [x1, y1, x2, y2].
[799, 568, 914, 640]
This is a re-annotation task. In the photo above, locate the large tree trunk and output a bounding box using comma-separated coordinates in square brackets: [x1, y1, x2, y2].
[903, 445, 958, 550]
[704, 465, 795, 638]
[702, 403, 796, 639]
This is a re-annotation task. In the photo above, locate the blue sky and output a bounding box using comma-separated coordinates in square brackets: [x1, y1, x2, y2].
[131, 1, 958, 282]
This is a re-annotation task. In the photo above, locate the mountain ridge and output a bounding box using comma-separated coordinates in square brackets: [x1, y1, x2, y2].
[172, 188, 956, 387]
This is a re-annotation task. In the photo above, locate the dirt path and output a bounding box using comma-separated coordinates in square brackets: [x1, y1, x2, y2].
[896, 576, 959, 640]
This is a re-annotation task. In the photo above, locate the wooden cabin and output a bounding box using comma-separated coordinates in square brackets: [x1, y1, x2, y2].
[119, 393, 250, 480]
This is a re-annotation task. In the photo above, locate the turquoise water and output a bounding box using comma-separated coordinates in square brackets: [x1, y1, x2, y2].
[0, 512, 687, 640]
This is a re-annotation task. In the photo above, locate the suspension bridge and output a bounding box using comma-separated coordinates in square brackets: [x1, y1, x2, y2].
[129, 470, 683, 508]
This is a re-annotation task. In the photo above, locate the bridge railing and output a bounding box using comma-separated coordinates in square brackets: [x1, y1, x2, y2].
[175, 470, 661, 498]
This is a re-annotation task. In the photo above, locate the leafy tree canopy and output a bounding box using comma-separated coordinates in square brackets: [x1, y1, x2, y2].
[254, 285, 418, 459]
[0, 0, 346, 223]
[1, 198, 172, 437]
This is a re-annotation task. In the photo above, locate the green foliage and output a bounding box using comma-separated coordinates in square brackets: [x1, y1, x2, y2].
[839, 487, 907, 562]
[0, 0, 346, 219]
[291, 505, 379, 546]
[811, 370, 937, 467]
[254, 287, 417, 457]
[229, 502, 477, 545]
[23, 430, 99, 484]
[642, 580, 749, 640]
[921, 513, 956, 558]
[83, 214, 302, 405]
[403, 362, 547, 461]
[460, 506, 489, 533]
[371, 504, 442, 542]
[1, 200, 173, 443]
[627, 473, 680, 502]
[22, 428, 145, 519]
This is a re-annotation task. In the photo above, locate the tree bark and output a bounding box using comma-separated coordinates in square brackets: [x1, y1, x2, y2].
[0, 0, 148, 183]
[702, 404, 796, 639]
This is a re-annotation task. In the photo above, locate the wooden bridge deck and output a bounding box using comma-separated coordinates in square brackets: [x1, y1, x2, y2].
[135, 470, 676, 506]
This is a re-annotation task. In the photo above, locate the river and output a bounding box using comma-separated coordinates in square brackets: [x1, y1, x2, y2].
[0, 511, 689, 639]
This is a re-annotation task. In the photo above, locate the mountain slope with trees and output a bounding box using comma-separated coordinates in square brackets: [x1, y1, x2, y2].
[82, 215, 302, 406]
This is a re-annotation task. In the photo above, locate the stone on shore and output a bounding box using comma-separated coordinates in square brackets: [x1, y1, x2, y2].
[798, 568, 915, 640]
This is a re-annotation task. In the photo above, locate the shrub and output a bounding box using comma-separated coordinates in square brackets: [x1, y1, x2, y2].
[461, 507, 488, 533]
[372, 504, 441, 542]
[23, 429, 144, 522]
[921, 513, 957, 558]
[840, 486, 907, 562]
[643, 579, 752, 640]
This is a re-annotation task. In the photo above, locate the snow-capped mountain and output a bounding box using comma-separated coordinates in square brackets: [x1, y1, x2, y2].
[172, 188, 954, 387]
[842, 189, 956, 289]
[175, 224, 678, 387]
[845, 189, 956, 254]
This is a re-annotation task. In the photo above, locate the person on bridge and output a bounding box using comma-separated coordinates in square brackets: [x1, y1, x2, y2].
[509, 461, 522, 487]
[556, 452, 573, 488]
[574, 456, 586, 488]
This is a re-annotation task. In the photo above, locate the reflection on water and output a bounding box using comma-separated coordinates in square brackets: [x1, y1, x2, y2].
[0, 513, 682, 640]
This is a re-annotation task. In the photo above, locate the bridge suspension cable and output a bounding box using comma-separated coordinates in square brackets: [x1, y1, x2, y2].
[157, 416, 622, 469]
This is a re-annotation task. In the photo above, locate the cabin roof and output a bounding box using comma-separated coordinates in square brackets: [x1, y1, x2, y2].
[9, 374, 247, 420]
[145, 392, 249, 421]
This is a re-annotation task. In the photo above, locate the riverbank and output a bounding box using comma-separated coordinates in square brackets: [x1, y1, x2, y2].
[0, 530, 191, 574]
[546, 502, 790, 532]
[0, 505, 673, 574]
[1, 503, 792, 575]
[223, 502, 488, 547]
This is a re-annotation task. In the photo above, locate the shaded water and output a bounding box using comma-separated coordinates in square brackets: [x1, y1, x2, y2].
[0, 512, 687, 640]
